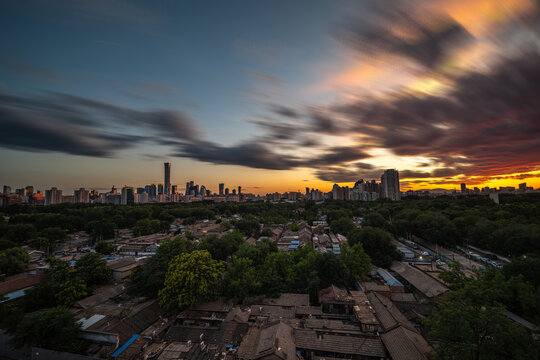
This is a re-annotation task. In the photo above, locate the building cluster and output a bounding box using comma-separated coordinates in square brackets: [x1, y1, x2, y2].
[1, 162, 259, 206]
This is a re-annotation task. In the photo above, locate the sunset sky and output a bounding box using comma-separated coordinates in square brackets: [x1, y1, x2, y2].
[1, 0, 540, 194]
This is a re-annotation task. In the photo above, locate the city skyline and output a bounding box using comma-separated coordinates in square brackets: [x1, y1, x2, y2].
[1, 1, 540, 193]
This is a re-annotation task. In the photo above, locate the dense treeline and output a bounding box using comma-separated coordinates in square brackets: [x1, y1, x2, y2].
[128, 232, 371, 304]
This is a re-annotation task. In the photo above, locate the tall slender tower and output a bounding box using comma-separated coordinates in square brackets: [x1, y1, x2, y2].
[164, 162, 171, 195]
[381, 169, 401, 201]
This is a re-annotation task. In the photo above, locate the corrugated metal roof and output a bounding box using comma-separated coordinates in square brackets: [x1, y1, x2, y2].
[377, 268, 404, 287]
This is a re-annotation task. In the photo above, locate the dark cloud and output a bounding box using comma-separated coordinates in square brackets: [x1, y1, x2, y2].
[314, 165, 383, 183]
[269, 105, 301, 119]
[335, 1, 471, 68]
[0, 107, 141, 157]
[173, 141, 303, 170]
[0, 91, 199, 157]
[313, 146, 370, 166]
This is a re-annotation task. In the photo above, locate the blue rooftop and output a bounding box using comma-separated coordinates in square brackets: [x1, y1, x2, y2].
[112, 334, 139, 357]
[377, 268, 404, 287]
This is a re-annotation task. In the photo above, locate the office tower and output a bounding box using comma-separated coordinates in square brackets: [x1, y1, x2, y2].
[460, 183, 467, 193]
[238, 186, 242, 195]
[232, 189, 237, 195]
[381, 169, 401, 201]
[171, 185, 178, 194]
[146, 184, 157, 198]
[193, 185, 199, 196]
[74, 188, 90, 203]
[219, 183, 224, 196]
[25, 186, 34, 195]
[206, 189, 211, 197]
[121, 186, 134, 205]
[519, 183, 527, 191]
[225, 188, 229, 195]
[199, 185, 206, 197]
[110, 185, 117, 194]
[136, 187, 145, 194]
[158, 184, 164, 194]
[185, 182, 190, 195]
[3, 185, 11, 194]
[305, 187, 310, 195]
[164, 162, 171, 195]
[45, 187, 62, 205]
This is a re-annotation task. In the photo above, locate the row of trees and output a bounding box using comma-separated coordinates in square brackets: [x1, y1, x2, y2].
[128, 231, 372, 306]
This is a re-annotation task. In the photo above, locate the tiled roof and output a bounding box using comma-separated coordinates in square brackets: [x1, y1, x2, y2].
[380, 326, 431, 360]
[294, 329, 385, 358]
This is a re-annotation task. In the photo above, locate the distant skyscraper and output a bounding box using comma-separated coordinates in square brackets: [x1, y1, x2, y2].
[381, 169, 400, 201]
[158, 184, 164, 194]
[45, 187, 62, 205]
[121, 186, 134, 205]
[164, 162, 171, 195]
[460, 183, 467, 193]
[238, 186, 242, 195]
[25, 186, 34, 195]
[185, 182, 190, 195]
[2, 185, 10, 194]
[200, 185, 206, 197]
[232, 189, 237, 195]
[225, 187, 229, 195]
[171, 185, 178, 194]
[219, 183, 224, 196]
[74, 188, 90, 203]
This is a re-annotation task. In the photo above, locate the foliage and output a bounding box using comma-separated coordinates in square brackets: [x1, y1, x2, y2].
[9, 307, 85, 353]
[341, 243, 371, 283]
[95, 240, 116, 255]
[199, 230, 244, 261]
[132, 218, 161, 236]
[503, 254, 540, 288]
[159, 250, 225, 309]
[222, 256, 260, 302]
[348, 227, 402, 267]
[74, 252, 112, 286]
[0, 247, 29, 276]
[329, 217, 355, 236]
[127, 236, 195, 297]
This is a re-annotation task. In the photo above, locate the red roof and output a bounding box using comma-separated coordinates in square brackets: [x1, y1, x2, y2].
[0, 269, 44, 295]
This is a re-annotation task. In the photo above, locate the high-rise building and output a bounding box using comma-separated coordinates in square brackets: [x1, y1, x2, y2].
[146, 184, 157, 198]
[185, 182, 190, 196]
[238, 186, 242, 195]
[225, 187, 229, 195]
[2, 185, 11, 194]
[219, 183, 224, 196]
[460, 183, 467, 193]
[45, 187, 62, 205]
[381, 169, 400, 201]
[25, 186, 34, 195]
[74, 188, 90, 203]
[158, 184, 164, 194]
[121, 186, 134, 205]
[200, 185, 206, 197]
[164, 162, 171, 195]
[232, 189, 237, 195]
[171, 185, 178, 194]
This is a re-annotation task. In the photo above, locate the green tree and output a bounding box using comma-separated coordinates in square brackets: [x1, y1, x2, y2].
[9, 307, 85, 353]
[127, 236, 195, 297]
[330, 217, 355, 236]
[348, 227, 401, 267]
[200, 231, 244, 261]
[5, 223, 36, 244]
[132, 218, 160, 236]
[341, 243, 371, 282]
[95, 240, 116, 255]
[222, 256, 260, 302]
[86, 220, 115, 242]
[0, 247, 29, 276]
[75, 252, 112, 286]
[39, 227, 67, 244]
[159, 250, 225, 309]
[425, 296, 537, 359]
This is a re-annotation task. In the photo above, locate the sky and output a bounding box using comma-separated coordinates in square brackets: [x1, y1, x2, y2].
[1, 0, 540, 194]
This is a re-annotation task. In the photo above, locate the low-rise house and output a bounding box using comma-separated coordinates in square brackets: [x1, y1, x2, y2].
[237, 321, 296, 360]
[0, 269, 43, 302]
[318, 285, 354, 314]
[390, 262, 449, 300]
